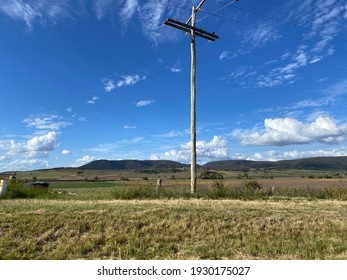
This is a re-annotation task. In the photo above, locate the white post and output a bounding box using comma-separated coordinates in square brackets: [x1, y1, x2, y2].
[0, 180, 8, 195]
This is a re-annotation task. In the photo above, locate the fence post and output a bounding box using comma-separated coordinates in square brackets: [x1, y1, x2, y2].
[156, 179, 162, 193]
[0, 180, 8, 195]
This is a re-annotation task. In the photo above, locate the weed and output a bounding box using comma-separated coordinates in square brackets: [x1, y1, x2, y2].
[0, 181, 56, 200]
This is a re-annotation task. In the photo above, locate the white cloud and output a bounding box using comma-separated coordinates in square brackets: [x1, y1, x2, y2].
[290, 0, 345, 54]
[233, 117, 347, 146]
[0, 0, 71, 29]
[27, 131, 58, 152]
[123, 125, 136, 129]
[73, 155, 98, 167]
[326, 79, 347, 96]
[155, 129, 190, 138]
[86, 137, 145, 154]
[256, 48, 308, 88]
[257, 80, 346, 115]
[137, 0, 167, 42]
[6, 159, 49, 171]
[87, 96, 99, 104]
[243, 147, 347, 162]
[196, 136, 230, 160]
[245, 23, 281, 47]
[135, 100, 154, 107]
[103, 75, 145, 92]
[23, 114, 72, 132]
[103, 79, 116, 92]
[219, 51, 231, 61]
[151, 136, 230, 163]
[120, 0, 138, 21]
[309, 56, 323, 64]
[78, 116, 87, 122]
[94, 0, 192, 42]
[170, 65, 182, 73]
[62, 149, 71, 155]
[3, 131, 59, 162]
[117, 74, 145, 88]
[93, 0, 113, 20]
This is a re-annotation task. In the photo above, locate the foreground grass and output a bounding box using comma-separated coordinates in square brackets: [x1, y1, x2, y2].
[1, 199, 347, 260]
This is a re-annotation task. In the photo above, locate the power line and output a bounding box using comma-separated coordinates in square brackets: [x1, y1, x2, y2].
[198, 8, 347, 55]
[217, 1, 347, 42]
[218, 36, 347, 73]
[196, 0, 239, 23]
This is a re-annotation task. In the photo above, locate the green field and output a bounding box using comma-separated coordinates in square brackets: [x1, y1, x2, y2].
[1, 175, 347, 260]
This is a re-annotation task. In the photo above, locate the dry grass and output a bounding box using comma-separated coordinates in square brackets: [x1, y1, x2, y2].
[1, 199, 347, 260]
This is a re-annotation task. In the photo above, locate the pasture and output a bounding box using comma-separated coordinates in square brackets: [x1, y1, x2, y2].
[1, 172, 347, 260]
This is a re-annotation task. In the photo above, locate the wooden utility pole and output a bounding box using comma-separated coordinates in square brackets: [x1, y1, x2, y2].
[190, 6, 197, 194]
[164, 0, 218, 194]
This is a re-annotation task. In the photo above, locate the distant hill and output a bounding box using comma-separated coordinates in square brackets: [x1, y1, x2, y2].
[1, 157, 347, 176]
[203, 156, 347, 171]
[78, 157, 347, 171]
[78, 160, 189, 170]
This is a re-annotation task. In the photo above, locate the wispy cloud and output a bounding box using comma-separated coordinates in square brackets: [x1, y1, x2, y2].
[0, 0, 72, 29]
[257, 79, 347, 116]
[135, 100, 155, 107]
[103, 79, 116, 92]
[5, 159, 49, 171]
[155, 129, 190, 138]
[117, 74, 145, 88]
[87, 96, 99, 104]
[94, 0, 193, 42]
[169, 65, 182, 73]
[103, 74, 145, 92]
[326, 79, 347, 96]
[289, 0, 346, 53]
[23, 114, 72, 133]
[120, 0, 138, 21]
[123, 125, 136, 129]
[244, 22, 281, 48]
[219, 51, 232, 61]
[256, 48, 308, 88]
[86, 137, 145, 154]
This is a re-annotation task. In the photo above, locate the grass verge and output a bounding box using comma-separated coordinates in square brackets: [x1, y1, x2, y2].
[1, 199, 347, 260]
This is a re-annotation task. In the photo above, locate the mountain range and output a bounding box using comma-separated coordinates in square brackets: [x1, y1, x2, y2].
[78, 157, 347, 171]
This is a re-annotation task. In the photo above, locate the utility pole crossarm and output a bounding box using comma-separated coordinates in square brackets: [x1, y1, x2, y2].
[164, 18, 219, 41]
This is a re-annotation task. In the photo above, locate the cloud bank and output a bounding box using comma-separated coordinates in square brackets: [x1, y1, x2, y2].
[233, 117, 347, 146]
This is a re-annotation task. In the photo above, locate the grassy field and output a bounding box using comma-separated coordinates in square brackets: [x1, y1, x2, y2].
[1, 199, 347, 260]
[1, 177, 347, 260]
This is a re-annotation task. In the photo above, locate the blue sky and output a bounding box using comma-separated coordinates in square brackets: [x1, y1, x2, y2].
[1, 0, 347, 171]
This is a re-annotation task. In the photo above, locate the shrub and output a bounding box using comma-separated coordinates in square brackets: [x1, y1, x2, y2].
[0, 181, 51, 199]
[200, 170, 224, 180]
[209, 179, 226, 198]
[242, 180, 262, 190]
